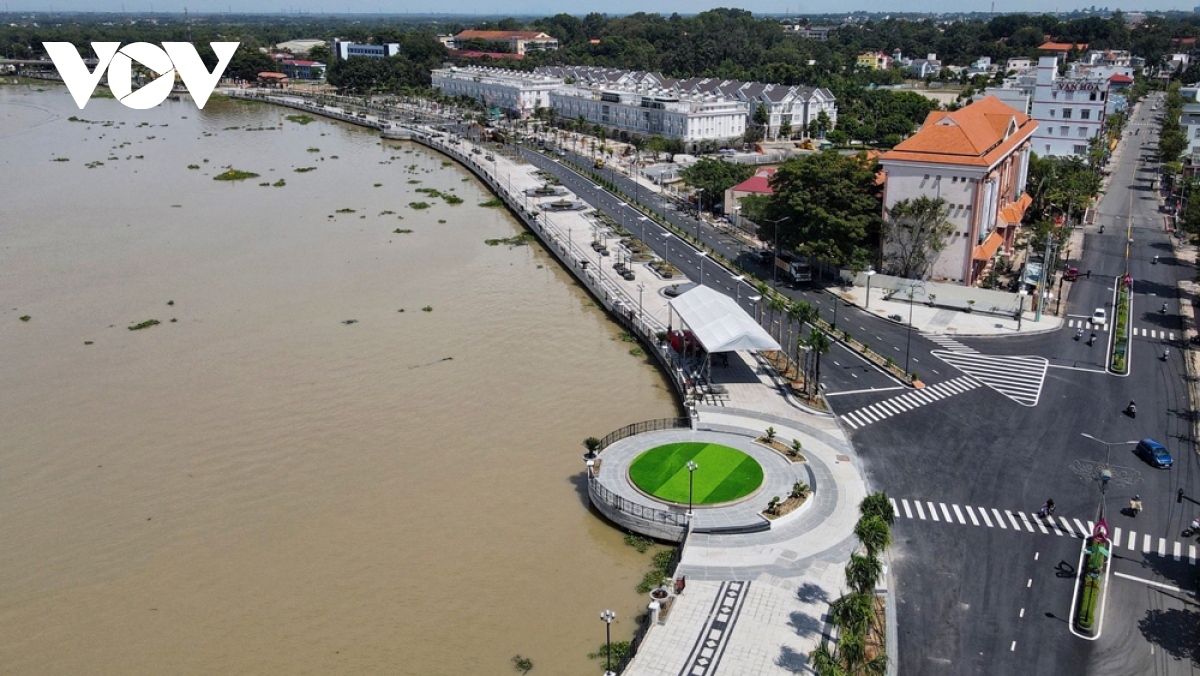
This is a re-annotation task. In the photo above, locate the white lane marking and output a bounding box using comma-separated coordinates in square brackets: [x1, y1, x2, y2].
[1128, 531, 1138, 551]
[993, 509, 1007, 529]
[1190, 545, 1196, 565]
[953, 504, 966, 525]
[1113, 571, 1190, 594]
[940, 503, 953, 522]
[915, 501, 926, 520]
[1159, 538, 1167, 558]
[928, 502, 940, 522]
[1007, 511, 1023, 530]
[1174, 541, 1182, 560]
[1074, 519, 1088, 535]
[965, 505, 980, 526]
[1144, 534, 1152, 552]
[979, 508, 994, 528]
[1113, 528, 1122, 549]
[901, 499, 913, 519]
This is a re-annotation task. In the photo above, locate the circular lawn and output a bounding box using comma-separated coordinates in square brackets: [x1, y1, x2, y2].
[628, 441, 763, 505]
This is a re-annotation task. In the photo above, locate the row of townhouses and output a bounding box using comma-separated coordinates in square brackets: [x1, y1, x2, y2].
[430, 64, 837, 144]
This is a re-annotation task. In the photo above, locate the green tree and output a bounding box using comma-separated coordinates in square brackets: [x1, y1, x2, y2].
[881, 196, 954, 278]
[678, 158, 754, 211]
[306, 43, 331, 64]
[859, 492, 896, 525]
[761, 151, 883, 269]
[845, 553, 884, 596]
[805, 328, 831, 395]
[854, 515, 892, 559]
[779, 118, 792, 140]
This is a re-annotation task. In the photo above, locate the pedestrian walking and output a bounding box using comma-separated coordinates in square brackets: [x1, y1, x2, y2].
[1086, 269, 1091, 279]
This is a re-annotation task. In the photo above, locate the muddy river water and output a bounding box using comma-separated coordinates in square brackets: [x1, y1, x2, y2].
[0, 83, 676, 675]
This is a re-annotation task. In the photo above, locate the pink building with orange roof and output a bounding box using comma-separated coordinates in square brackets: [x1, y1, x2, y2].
[879, 96, 1038, 285]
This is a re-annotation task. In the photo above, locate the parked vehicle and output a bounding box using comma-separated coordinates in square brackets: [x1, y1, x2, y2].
[1063, 266, 1079, 282]
[775, 253, 812, 284]
[1134, 438, 1173, 469]
[594, 159, 605, 169]
[1091, 308, 1107, 325]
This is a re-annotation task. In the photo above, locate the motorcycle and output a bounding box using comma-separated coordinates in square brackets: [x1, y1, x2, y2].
[1127, 402, 1138, 418]
[1075, 328, 1083, 341]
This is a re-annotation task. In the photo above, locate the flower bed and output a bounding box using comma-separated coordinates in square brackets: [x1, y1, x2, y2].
[1111, 286, 1130, 373]
[1074, 536, 1110, 635]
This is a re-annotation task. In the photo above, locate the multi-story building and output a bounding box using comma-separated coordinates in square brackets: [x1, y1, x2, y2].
[536, 66, 836, 141]
[879, 96, 1037, 285]
[332, 40, 400, 60]
[548, 85, 748, 142]
[1006, 58, 1034, 73]
[431, 66, 564, 119]
[857, 52, 891, 70]
[784, 24, 837, 41]
[439, 30, 558, 56]
[280, 59, 326, 80]
[909, 54, 942, 79]
[1030, 56, 1109, 158]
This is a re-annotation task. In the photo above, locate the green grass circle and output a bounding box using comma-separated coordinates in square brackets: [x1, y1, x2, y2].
[628, 442, 764, 505]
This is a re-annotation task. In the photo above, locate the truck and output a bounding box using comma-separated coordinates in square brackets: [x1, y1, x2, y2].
[775, 253, 812, 285]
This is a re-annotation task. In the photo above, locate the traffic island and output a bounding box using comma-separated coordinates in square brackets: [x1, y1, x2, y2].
[1071, 534, 1112, 639]
[1109, 276, 1132, 374]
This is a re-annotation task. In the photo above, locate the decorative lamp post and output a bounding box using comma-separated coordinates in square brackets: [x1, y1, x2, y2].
[660, 232, 674, 269]
[1080, 433, 1138, 518]
[637, 283, 646, 323]
[600, 609, 616, 676]
[865, 268, 877, 310]
[733, 275, 745, 304]
[686, 460, 699, 518]
[749, 295, 762, 323]
[696, 250, 708, 287]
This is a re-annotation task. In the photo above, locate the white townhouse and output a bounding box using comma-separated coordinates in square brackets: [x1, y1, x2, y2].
[431, 66, 564, 119]
[548, 85, 748, 142]
[1030, 56, 1110, 158]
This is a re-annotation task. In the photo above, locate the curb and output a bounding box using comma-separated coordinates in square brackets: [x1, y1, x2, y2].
[828, 287, 1067, 338]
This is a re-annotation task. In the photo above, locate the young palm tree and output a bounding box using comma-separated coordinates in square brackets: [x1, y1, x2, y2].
[753, 281, 771, 323]
[583, 436, 602, 458]
[806, 328, 831, 394]
[768, 296, 788, 344]
[830, 592, 874, 637]
[809, 641, 846, 676]
[785, 302, 808, 377]
[845, 553, 883, 596]
[854, 515, 892, 559]
[860, 492, 896, 526]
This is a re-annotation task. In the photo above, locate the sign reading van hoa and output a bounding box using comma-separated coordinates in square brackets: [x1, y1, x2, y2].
[42, 42, 239, 110]
[1054, 81, 1103, 92]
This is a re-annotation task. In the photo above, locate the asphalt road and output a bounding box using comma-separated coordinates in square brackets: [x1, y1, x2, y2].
[858, 93, 1200, 675]
[455, 109, 1198, 673]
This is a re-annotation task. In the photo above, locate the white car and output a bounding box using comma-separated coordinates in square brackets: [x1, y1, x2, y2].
[1091, 308, 1107, 325]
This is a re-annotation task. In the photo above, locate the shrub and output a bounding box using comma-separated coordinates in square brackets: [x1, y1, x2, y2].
[765, 426, 777, 442]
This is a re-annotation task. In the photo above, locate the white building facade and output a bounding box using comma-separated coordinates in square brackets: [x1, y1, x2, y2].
[1030, 56, 1109, 158]
[431, 66, 564, 119]
[332, 40, 400, 60]
[548, 86, 748, 142]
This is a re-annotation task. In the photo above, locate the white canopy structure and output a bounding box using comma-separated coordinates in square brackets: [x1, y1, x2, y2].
[668, 285, 781, 353]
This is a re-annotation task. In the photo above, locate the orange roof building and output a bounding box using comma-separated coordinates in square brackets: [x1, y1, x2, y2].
[879, 96, 1037, 286]
[451, 30, 559, 55]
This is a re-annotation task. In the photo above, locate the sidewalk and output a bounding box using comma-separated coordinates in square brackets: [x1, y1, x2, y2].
[832, 284, 1063, 337]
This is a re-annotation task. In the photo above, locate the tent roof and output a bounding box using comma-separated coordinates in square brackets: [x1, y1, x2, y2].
[669, 286, 781, 353]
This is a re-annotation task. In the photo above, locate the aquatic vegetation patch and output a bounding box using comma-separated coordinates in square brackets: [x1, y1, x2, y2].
[213, 169, 259, 181]
[128, 319, 161, 331]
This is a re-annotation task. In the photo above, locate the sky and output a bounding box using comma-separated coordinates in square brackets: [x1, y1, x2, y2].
[7, 0, 1200, 16]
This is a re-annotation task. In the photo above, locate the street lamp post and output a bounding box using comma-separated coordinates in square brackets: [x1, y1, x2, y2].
[637, 283, 646, 323]
[638, 215, 648, 243]
[865, 268, 877, 310]
[748, 295, 763, 323]
[905, 288, 915, 376]
[660, 232, 673, 269]
[696, 251, 708, 286]
[1080, 433, 1138, 517]
[600, 609, 616, 676]
[686, 460, 699, 518]
[734, 275, 745, 304]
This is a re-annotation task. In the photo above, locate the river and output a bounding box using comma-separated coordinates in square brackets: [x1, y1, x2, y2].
[0, 83, 677, 675]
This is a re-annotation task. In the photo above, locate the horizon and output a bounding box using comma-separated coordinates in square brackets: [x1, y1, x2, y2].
[3, 4, 1198, 17]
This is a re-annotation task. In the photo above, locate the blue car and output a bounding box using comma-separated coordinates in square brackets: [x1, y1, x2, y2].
[1135, 438, 1173, 469]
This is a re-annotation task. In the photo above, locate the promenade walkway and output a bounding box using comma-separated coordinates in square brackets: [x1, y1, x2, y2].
[225, 90, 875, 675]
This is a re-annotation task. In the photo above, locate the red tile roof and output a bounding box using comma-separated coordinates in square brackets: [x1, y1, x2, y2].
[455, 30, 553, 40]
[731, 167, 777, 194]
[972, 230, 1004, 261]
[1039, 41, 1087, 51]
[448, 49, 525, 60]
[1109, 73, 1134, 84]
[880, 96, 1037, 168]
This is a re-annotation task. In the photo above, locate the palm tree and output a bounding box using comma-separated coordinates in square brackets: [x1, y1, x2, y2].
[806, 328, 831, 395]
[845, 553, 883, 596]
[753, 281, 771, 323]
[583, 436, 602, 458]
[784, 301, 802, 376]
[809, 641, 846, 676]
[830, 592, 874, 638]
[768, 296, 788, 344]
[859, 492, 896, 526]
[854, 515, 892, 559]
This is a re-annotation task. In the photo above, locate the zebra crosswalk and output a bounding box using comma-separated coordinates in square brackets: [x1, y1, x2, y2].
[841, 376, 981, 430]
[932, 350, 1048, 407]
[1067, 318, 1108, 332]
[923, 334, 977, 353]
[1132, 327, 1176, 340]
[890, 498, 1199, 565]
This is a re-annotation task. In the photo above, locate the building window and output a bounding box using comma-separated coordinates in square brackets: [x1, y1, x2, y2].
[1062, 108, 1072, 119]
[1194, 127, 1200, 138]
[1060, 126, 1069, 136]
[1074, 144, 1087, 154]
[1078, 127, 1087, 137]
[1090, 91, 1098, 101]
[1080, 109, 1090, 120]
[1047, 127, 1053, 136]
[1065, 91, 1075, 101]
